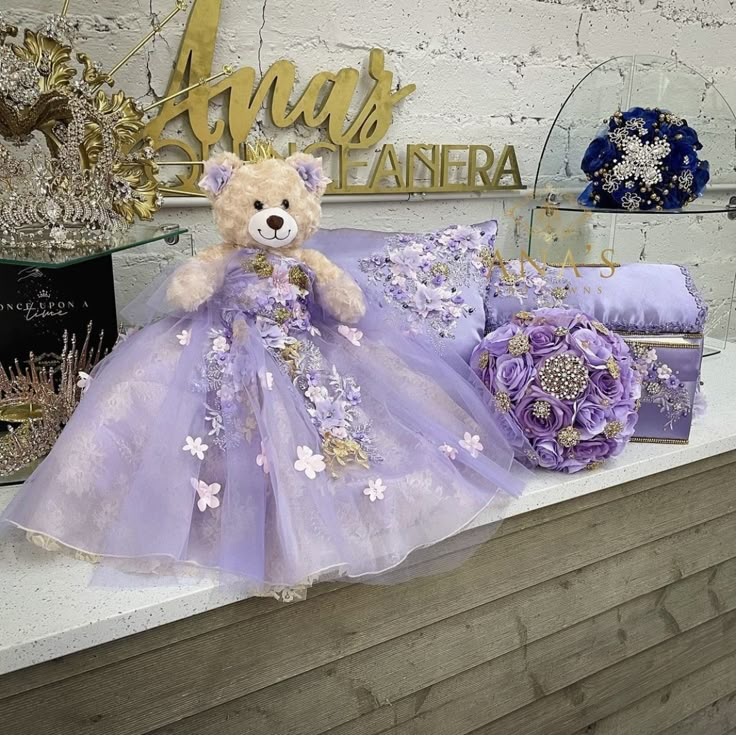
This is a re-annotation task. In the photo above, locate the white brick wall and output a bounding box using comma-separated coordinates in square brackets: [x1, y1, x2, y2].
[6, 0, 736, 335]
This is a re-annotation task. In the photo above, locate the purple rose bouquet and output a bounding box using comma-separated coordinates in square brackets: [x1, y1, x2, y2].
[470, 308, 641, 473]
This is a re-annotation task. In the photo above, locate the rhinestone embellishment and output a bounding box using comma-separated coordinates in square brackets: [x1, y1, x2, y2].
[508, 333, 530, 356]
[557, 426, 581, 448]
[606, 356, 621, 379]
[630, 342, 649, 359]
[477, 350, 490, 370]
[514, 311, 534, 323]
[603, 420, 624, 439]
[495, 392, 511, 413]
[531, 400, 551, 419]
[538, 354, 589, 401]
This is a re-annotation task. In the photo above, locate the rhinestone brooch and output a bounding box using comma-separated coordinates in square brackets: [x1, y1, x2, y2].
[538, 354, 589, 401]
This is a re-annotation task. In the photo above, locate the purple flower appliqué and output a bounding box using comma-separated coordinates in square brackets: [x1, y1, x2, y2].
[198, 159, 235, 196]
[358, 223, 495, 341]
[292, 158, 331, 193]
[345, 384, 362, 405]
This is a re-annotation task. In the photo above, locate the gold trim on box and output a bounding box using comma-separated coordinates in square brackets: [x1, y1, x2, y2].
[618, 331, 704, 339]
[623, 335, 703, 350]
[627, 342, 702, 350]
[630, 436, 690, 445]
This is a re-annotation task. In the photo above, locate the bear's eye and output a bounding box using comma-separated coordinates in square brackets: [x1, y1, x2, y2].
[281, 199, 289, 210]
[254, 200, 264, 211]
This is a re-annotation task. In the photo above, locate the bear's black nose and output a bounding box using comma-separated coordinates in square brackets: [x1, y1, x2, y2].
[266, 215, 284, 231]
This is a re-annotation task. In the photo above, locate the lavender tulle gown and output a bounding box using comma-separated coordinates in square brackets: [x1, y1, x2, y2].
[2, 248, 524, 596]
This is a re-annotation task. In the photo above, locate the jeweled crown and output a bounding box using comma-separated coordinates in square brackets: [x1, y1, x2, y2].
[0, 9, 167, 250]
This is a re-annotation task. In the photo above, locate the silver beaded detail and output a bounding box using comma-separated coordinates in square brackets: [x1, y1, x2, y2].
[557, 426, 581, 448]
[538, 354, 589, 401]
[495, 392, 511, 413]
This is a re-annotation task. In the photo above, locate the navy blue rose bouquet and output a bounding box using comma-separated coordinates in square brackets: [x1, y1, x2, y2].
[578, 107, 710, 211]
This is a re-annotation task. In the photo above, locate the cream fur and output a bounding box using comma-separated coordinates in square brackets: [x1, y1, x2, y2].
[167, 153, 365, 323]
[292, 248, 366, 324]
[166, 243, 235, 313]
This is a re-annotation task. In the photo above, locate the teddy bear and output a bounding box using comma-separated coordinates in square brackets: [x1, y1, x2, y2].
[166, 151, 366, 324]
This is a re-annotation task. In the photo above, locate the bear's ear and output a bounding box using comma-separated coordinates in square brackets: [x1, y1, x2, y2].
[286, 152, 331, 197]
[198, 152, 243, 199]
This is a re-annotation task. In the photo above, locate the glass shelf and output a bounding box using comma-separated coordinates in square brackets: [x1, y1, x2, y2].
[535, 201, 736, 216]
[0, 460, 36, 487]
[0, 223, 189, 269]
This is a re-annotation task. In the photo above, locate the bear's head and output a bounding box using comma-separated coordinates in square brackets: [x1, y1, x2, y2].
[198, 152, 330, 251]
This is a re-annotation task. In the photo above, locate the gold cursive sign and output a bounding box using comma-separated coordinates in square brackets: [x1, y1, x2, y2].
[139, 0, 525, 196]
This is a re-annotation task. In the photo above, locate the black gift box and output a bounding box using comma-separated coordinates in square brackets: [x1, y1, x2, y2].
[0, 255, 119, 374]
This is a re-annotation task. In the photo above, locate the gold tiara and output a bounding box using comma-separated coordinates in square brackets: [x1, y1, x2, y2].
[244, 140, 280, 163]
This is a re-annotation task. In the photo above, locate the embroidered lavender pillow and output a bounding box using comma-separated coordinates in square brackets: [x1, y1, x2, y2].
[485, 261, 707, 335]
[309, 221, 497, 361]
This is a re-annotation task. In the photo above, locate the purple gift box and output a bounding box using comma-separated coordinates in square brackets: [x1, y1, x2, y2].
[485, 262, 707, 444]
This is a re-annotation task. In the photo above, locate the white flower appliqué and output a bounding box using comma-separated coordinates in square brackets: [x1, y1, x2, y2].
[363, 478, 386, 502]
[212, 335, 230, 354]
[205, 410, 224, 437]
[77, 372, 92, 393]
[657, 364, 673, 380]
[338, 325, 363, 347]
[305, 385, 329, 402]
[413, 283, 449, 318]
[177, 329, 191, 346]
[459, 432, 483, 458]
[439, 443, 458, 460]
[256, 443, 270, 474]
[191, 478, 221, 512]
[294, 445, 326, 479]
[183, 436, 208, 460]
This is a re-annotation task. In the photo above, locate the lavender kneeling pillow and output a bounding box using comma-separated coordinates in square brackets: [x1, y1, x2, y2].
[309, 221, 497, 362]
[485, 262, 707, 336]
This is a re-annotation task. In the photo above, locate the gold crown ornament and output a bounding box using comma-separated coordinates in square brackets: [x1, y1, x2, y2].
[0, 324, 107, 476]
[244, 140, 280, 163]
[0, 2, 230, 252]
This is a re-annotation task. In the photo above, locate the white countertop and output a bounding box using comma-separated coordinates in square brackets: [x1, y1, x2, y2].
[1, 348, 735, 677]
